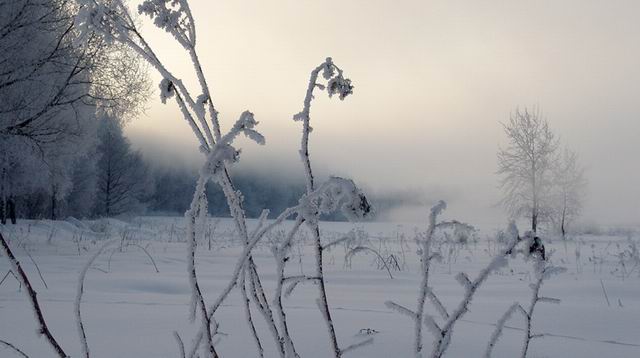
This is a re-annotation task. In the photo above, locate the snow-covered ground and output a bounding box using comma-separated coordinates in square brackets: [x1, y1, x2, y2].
[1, 217, 639, 357]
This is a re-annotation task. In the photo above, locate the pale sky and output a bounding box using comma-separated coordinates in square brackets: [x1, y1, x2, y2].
[127, 0, 640, 227]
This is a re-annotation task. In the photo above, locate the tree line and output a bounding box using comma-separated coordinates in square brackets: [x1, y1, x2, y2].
[2, 111, 319, 221]
[0, 0, 149, 223]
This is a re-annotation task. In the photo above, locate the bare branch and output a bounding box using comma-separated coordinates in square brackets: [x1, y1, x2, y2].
[0, 231, 67, 357]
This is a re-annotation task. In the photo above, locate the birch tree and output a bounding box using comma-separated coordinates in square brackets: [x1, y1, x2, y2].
[550, 148, 586, 239]
[497, 107, 558, 233]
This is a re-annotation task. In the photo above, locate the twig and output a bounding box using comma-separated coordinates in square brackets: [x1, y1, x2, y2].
[340, 337, 374, 355]
[0, 339, 29, 358]
[484, 302, 522, 358]
[0, 270, 20, 289]
[23, 248, 48, 289]
[600, 279, 610, 307]
[126, 243, 159, 273]
[76, 240, 117, 358]
[174, 331, 186, 358]
[294, 57, 358, 358]
[345, 246, 394, 279]
[240, 266, 264, 357]
[0, 232, 67, 357]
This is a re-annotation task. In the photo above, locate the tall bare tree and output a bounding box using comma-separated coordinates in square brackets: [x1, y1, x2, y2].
[551, 148, 587, 239]
[497, 107, 559, 233]
[94, 115, 150, 217]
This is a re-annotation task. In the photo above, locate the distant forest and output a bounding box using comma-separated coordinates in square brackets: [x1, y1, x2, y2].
[150, 166, 311, 219]
[3, 113, 408, 222]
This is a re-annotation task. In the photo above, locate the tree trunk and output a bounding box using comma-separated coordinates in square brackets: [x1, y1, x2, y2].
[50, 191, 56, 220]
[1, 197, 6, 225]
[531, 210, 537, 234]
[1, 167, 6, 225]
[531, 163, 537, 234]
[105, 168, 111, 217]
[560, 206, 566, 240]
[7, 197, 16, 225]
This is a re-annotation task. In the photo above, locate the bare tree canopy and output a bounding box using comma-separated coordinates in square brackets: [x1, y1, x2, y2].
[497, 107, 559, 233]
[94, 115, 150, 217]
[550, 148, 587, 238]
[0, 0, 149, 143]
[0, 0, 150, 221]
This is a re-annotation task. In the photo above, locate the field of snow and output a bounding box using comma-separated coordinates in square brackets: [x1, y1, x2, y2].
[1, 217, 639, 357]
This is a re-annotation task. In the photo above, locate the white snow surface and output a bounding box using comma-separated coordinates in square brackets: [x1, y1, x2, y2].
[1, 217, 639, 357]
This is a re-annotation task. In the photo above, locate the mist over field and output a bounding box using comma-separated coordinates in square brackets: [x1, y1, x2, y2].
[126, 0, 640, 227]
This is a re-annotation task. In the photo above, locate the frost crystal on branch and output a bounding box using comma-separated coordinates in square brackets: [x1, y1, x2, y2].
[201, 111, 265, 178]
[327, 76, 353, 100]
[138, 0, 196, 48]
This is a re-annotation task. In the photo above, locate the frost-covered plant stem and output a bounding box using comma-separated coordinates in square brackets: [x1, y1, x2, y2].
[413, 202, 445, 356]
[312, 226, 340, 357]
[190, 205, 302, 351]
[186, 44, 221, 141]
[272, 217, 305, 357]
[484, 302, 521, 358]
[218, 182, 277, 357]
[0, 339, 29, 358]
[520, 261, 563, 358]
[247, 260, 286, 358]
[427, 235, 521, 358]
[387, 211, 511, 358]
[185, 176, 218, 358]
[344, 246, 394, 279]
[484, 259, 564, 358]
[76, 240, 117, 358]
[385, 201, 473, 357]
[77, 17, 239, 350]
[295, 59, 350, 358]
[0, 232, 67, 358]
[174, 331, 186, 358]
[520, 294, 538, 357]
[78, 5, 366, 357]
[240, 266, 264, 357]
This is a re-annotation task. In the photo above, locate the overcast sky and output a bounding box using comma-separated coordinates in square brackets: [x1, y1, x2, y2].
[127, 0, 640, 227]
